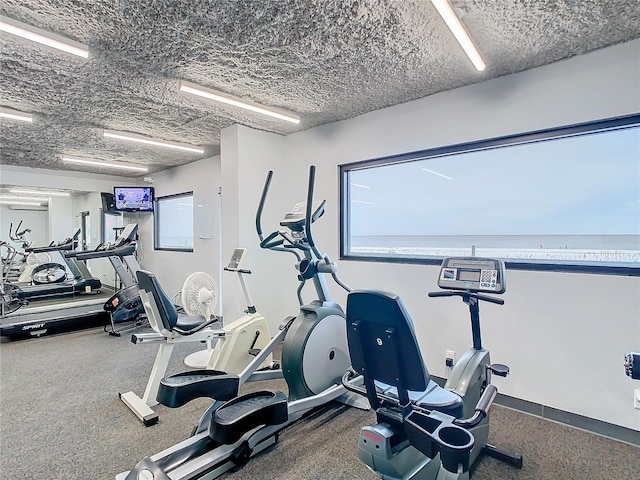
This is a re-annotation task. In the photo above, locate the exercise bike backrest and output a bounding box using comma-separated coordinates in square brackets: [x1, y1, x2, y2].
[346, 290, 430, 410]
[136, 270, 218, 336]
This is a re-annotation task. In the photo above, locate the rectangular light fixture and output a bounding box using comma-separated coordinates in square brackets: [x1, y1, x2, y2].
[0, 200, 45, 207]
[9, 188, 69, 197]
[0, 107, 33, 122]
[431, 0, 486, 72]
[0, 195, 49, 202]
[350, 183, 371, 189]
[103, 130, 205, 154]
[0, 16, 89, 59]
[62, 156, 148, 172]
[180, 80, 301, 124]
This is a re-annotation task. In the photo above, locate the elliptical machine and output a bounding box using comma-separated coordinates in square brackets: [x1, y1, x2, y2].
[116, 165, 367, 480]
[342, 257, 523, 479]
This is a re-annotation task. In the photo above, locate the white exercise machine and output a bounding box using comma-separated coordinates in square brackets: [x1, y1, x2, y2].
[119, 248, 274, 426]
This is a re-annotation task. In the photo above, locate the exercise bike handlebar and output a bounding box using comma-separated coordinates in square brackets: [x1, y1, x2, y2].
[428, 290, 505, 305]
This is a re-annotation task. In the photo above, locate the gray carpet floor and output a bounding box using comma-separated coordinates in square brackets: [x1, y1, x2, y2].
[1, 325, 638, 480]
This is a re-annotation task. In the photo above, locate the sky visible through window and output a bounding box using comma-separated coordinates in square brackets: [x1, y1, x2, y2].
[345, 125, 639, 267]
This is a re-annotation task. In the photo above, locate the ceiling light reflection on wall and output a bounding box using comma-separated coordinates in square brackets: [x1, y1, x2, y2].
[422, 168, 452, 180]
[0, 16, 89, 59]
[9, 189, 70, 197]
[103, 130, 205, 154]
[179, 81, 301, 124]
[0, 107, 33, 122]
[430, 0, 486, 72]
[62, 156, 148, 172]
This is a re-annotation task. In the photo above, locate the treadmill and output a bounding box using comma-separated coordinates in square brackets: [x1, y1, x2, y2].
[14, 229, 102, 300]
[0, 225, 137, 339]
[73, 224, 145, 336]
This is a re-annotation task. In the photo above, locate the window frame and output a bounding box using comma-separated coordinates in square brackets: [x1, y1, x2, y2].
[154, 191, 195, 252]
[339, 114, 640, 276]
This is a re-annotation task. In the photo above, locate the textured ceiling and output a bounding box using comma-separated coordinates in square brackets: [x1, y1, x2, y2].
[1, 0, 639, 179]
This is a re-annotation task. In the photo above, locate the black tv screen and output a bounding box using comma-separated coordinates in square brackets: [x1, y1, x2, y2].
[114, 187, 154, 212]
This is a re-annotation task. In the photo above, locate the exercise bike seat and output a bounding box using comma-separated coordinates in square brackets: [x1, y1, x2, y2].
[346, 289, 462, 418]
[374, 379, 463, 418]
[176, 314, 213, 331]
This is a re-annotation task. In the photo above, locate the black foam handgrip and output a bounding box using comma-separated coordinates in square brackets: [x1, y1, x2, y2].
[476, 384, 498, 415]
[624, 352, 640, 380]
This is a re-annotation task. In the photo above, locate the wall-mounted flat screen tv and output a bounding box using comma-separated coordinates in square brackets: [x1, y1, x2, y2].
[114, 187, 154, 212]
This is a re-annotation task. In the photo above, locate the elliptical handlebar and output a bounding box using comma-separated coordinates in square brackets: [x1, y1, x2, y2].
[305, 165, 317, 250]
[256, 170, 302, 261]
[256, 170, 273, 243]
[256, 166, 352, 295]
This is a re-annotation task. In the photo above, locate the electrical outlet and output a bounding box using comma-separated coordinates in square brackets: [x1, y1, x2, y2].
[634, 388, 640, 410]
[446, 350, 455, 367]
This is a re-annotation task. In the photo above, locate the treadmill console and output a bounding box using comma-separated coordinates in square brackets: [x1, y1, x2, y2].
[280, 200, 326, 232]
[115, 223, 139, 246]
[437, 257, 506, 294]
[226, 248, 247, 271]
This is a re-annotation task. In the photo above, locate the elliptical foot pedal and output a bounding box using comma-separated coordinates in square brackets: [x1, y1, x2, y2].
[210, 389, 288, 445]
[158, 370, 240, 408]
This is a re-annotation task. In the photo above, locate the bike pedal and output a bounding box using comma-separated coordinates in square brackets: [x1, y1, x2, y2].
[489, 363, 510, 377]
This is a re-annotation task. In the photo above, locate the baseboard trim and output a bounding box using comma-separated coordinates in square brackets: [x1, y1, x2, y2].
[431, 376, 639, 447]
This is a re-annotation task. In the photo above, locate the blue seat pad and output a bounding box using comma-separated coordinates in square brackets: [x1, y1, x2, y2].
[375, 379, 463, 418]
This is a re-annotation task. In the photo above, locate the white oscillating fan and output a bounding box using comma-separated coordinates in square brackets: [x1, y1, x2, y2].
[181, 272, 220, 368]
[18, 252, 53, 283]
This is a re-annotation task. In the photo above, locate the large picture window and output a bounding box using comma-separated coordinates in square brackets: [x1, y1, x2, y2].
[340, 115, 640, 275]
[154, 192, 194, 252]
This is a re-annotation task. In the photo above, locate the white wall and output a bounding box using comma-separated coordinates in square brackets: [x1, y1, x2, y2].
[135, 156, 222, 301]
[0, 205, 48, 247]
[224, 39, 640, 430]
[219, 125, 296, 328]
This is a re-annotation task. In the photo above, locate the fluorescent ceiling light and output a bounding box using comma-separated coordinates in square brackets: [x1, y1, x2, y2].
[180, 81, 301, 124]
[0, 200, 45, 206]
[10, 188, 70, 197]
[350, 183, 371, 189]
[0, 107, 33, 122]
[103, 130, 204, 154]
[0, 16, 89, 59]
[0, 195, 49, 202]
[353, 200, 375, 205]
[62, 156, 148, 172]
[431, 0, 486, 72]
[422, 168, 452, 180]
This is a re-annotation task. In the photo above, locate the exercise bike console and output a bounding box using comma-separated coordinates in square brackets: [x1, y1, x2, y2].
[436, 257, 505, 294]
